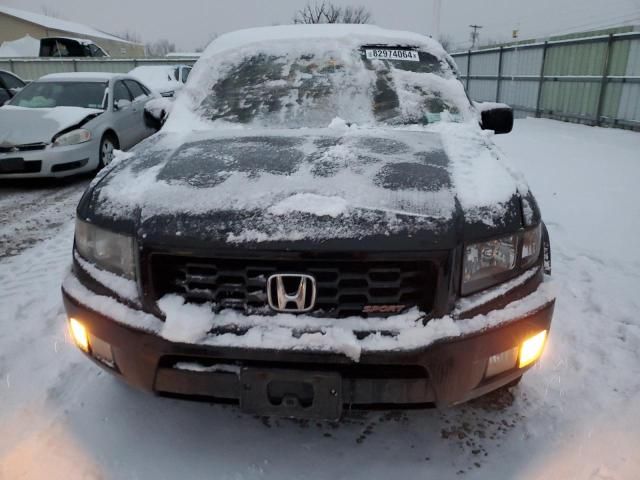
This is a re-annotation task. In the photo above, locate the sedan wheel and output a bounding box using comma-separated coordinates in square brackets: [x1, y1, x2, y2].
[99, 136, 116, 168]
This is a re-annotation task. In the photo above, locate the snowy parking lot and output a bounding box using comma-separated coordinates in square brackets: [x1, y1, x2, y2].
[1, 118, 639, 479]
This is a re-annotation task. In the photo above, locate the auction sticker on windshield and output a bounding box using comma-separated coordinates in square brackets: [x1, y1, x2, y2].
[365, 49, 419, 61]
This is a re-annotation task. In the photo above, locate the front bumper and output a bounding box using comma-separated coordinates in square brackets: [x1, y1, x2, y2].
[0, 141, 98, 178]
[61, 269, 554, 417]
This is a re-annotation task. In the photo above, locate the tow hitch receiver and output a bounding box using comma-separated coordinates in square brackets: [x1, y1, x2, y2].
[240, 368, 343, 421]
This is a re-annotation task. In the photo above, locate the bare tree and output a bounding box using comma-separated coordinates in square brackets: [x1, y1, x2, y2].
[293, 1, 372, 24]
[294, 2, 328, 24]
[323, 3, 342, 23]
[341, 6, 371, 24]
[145, 39, 176, 57]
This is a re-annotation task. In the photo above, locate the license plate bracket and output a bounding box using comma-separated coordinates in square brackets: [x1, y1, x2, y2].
[0, 157, 25, 173]
[240, 368, 343, 421]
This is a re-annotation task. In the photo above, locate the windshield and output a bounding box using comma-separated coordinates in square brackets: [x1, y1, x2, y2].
[198, 47, 471, 128]
[10, 81, 107, 109]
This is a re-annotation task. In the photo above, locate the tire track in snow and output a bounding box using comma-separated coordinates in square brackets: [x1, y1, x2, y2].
[0, 176, 90, 259]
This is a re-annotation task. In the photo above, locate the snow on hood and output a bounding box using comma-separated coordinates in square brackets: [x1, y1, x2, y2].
[85, 122, 525, 243]
[0, 105, 102, 145]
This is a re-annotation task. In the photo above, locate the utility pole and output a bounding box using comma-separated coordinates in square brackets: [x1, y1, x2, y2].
[469, 24, 483, 49]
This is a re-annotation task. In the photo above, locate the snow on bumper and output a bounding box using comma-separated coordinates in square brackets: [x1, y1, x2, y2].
[61, 268, 555, 362]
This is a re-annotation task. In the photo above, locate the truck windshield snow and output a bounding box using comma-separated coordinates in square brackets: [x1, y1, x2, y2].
[199, 48, 469, 128]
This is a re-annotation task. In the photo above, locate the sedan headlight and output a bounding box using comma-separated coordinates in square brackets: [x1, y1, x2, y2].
[462, 224, 542, 295]
[53, 129, 91, 147]
[75, 219, 135, 279]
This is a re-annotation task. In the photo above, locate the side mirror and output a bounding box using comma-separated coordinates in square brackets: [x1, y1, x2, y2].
[144, 98, 172, 130]
[114, 99, 131, 111]
[477, 102, 514, 134]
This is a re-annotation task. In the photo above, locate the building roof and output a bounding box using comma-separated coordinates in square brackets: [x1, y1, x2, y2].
[0, 5, 141, 45]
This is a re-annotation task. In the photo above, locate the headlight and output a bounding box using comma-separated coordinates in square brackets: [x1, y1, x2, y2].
[462, 224, 542, 295]
[53, 129, 91, 147]
[521, 224, 542, 269]
[75, 219, 135, 279]
[463, 234, 518, 295]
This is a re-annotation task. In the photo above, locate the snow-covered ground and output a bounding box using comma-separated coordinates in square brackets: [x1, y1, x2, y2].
[0, 118, 639, 479]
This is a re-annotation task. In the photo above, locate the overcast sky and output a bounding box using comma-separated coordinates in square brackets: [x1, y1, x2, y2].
[3, 0, 640, 51]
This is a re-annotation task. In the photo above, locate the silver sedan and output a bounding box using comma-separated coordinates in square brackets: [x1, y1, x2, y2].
[0, 72, 158, 178]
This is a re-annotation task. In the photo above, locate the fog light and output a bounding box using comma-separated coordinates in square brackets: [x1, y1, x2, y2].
[486, 346, 519, 378]
[519, 330, 547, 368]
[69, 318, 89, 353]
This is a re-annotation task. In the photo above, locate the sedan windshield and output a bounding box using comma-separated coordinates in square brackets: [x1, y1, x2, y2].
[10, 81, 107, 109]
[199, 47, 471, 128]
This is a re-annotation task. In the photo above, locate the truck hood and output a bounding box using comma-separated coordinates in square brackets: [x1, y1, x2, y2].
[0, 106, 102, 146]
[80, 124, 533, 250]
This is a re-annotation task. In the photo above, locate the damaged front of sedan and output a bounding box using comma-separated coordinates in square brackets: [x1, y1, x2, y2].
[0, 72, 158, 178]
[62, 24, 555, 420]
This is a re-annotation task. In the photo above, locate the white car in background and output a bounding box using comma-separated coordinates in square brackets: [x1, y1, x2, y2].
[129, 64, 192, 98]
[0, 72, 159, 178]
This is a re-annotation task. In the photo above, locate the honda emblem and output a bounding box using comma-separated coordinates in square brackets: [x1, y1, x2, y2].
[267, 274, 316, 313]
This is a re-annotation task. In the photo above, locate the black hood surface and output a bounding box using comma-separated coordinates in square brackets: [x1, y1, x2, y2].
[80, 125, 533, 250]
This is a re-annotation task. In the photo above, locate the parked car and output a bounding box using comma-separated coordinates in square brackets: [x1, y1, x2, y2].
[0, 36, 109, 58]
[129, 64, 192, 97]
[62, 25, 555, 421]
[39, 37, 109, 58]
[0, 70, 26, 105]
[0, 72, 157, 178]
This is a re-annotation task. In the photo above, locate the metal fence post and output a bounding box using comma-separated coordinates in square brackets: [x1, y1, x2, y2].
[9, 58, 14, 75]
[496, 46, 504, 102]
[595, 34, 614, 126]
[535, 41, 549, 118]
[466, 50, 472, 90]
[73, 59, 77, 72]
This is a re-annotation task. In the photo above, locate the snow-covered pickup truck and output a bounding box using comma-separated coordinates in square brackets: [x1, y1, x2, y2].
[62, 24, 555, 421]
